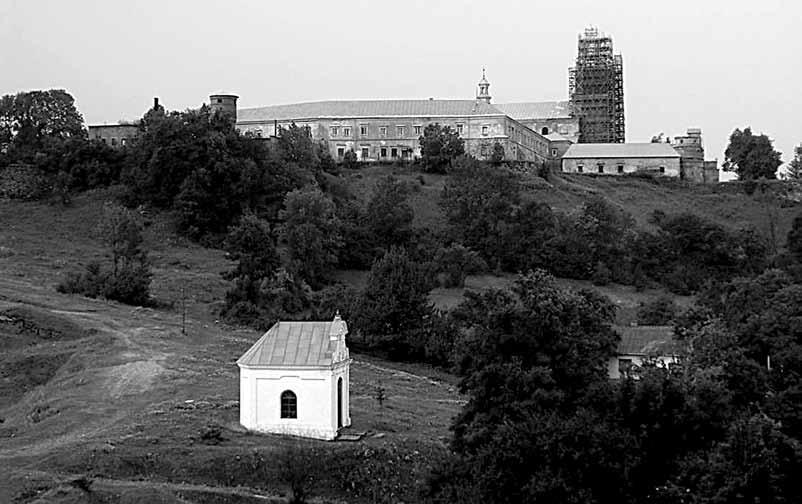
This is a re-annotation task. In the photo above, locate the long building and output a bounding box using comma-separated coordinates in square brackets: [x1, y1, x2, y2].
[234, 73, 557, 164]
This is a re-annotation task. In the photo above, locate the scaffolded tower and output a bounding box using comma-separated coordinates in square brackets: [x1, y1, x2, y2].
[569, 27, 625, 143]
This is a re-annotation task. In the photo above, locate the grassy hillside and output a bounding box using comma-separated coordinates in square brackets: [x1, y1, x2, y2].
[0, 191, 460, 503]
[1, 170, 800, 502]
[344, 166, 802, 247]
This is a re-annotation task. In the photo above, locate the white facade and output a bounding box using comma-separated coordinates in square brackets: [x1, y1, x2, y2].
[237, 316, 352, 440]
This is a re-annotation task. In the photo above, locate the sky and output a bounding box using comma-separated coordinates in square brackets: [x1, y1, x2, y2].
[1, 0, 800, 176]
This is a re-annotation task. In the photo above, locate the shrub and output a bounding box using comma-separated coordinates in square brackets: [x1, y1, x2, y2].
[592, 261, 612, 286]
[433, 244, 487, 288]
[637, 295, 678, 325]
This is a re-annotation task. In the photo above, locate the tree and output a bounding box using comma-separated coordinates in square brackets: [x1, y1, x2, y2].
[723, 127, 783, 180]
[787, 143, 802, 180]
[58, 202, 151, 305]
[636, 294, 678, 325]
[489, 142, 505, 164]
[0, 89, 85, 154]
[364, 176, 414, 248]
[787, 213, 802, 260]
[280, 188, 342, 288]
[419, 123, 465, 173]
[352, 247, 433, 357]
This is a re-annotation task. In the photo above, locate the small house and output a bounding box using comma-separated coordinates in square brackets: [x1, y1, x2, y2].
[237, 314, 352, 440]
[609, 325, 680, 379]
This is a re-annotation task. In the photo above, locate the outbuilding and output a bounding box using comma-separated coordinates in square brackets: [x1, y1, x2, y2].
[237, 314, 352, 440]
[562, 143, 681, 177]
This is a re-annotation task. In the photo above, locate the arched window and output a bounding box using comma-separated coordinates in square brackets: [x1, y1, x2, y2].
[541, 127, 549, 135]
[280, 390, 297, 419]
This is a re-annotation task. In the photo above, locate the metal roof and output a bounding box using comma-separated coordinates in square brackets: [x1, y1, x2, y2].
[494, 101, 573, 120]
[237, 318, 348, 368]
[563, 143, 681, 159]
[616, 326, 680, 356]
[237, 99, 505, 123]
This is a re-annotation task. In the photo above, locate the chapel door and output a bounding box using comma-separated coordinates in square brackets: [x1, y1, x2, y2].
[337, 377, 343, 429]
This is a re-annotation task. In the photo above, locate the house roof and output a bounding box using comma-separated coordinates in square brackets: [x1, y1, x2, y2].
[616, 325, 680, 356]
[495, 101, 573, 120]
[563, 143, 681, 159]
[237, 317, 348, 368]
[237, 99, 505, 123]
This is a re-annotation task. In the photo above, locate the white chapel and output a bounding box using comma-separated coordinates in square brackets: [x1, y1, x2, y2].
[237, 314, 352, 440]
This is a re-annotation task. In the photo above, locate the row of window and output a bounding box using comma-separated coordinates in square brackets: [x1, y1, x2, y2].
[336, 145, 414, 160]
[576, 164, 666, 174]
[96, 137, 128, 146]
[330, 124, 467, 138]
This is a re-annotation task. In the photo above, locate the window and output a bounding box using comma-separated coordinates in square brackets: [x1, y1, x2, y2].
[337, 147, 345, 158]
[396, 125, 405, 137]
[391, 147, 398, 158]
[456, 124, 464, 135]
[618, 359, 634, 377]
[330, 126, 339, 137]
[597, 163, 604, 173]
[361, 146, 369, 159]
[617, 164, 624, 174]
[280, 390, 297, 419]
[577, 164, 584, 173]
[380, 147, 387, 158]
[480, 144, 487, 156]
[414, 125, 422, 135]
[111, 138, 117, 146]
[343, 127, 351, 137]
[659, 166, 665, 173]
[380, 126, 387, 137]
[360, 125, 368, 136]
[121, 138, 127, 146]
[217, 98, 223, 104]
[541, 127, 549, 135]
[551, 148, 557, 157]
[481, 125, 489, 136]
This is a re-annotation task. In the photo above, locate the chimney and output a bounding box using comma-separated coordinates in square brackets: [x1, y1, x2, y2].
[153, 97, 159, 110]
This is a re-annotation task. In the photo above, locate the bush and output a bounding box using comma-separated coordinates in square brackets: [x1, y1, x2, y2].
[57, 261, 152, 306]
[433, 244, 487, 288]
[637, 295, 678, 325]
[592, 261, 612, 286]
[0, 163, 49, 200]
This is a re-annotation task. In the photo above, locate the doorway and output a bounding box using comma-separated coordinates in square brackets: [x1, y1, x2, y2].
[337, 377, 343, 429]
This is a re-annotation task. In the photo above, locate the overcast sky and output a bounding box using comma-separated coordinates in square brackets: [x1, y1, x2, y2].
[1, 0, 800, 175]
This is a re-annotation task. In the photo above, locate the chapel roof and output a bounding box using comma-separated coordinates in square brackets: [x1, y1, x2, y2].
[563, 143, 681, 159]
[494, 101, 573, 120]
[237, 99, 504, 123]
[237, 316, 348, 368]
[616, 325, 680, 356]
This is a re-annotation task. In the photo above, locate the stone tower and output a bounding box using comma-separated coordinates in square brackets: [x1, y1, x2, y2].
[209, 93, 239, 122]
[477, 69, 491, 104]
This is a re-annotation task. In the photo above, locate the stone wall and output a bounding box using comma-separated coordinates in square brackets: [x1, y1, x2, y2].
[87, 124, 139, 147]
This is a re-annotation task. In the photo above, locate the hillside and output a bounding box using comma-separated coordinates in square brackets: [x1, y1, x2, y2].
[0, 192, 461, 503]
[1, 171, 800, 502]
[344, 165, 802, 245]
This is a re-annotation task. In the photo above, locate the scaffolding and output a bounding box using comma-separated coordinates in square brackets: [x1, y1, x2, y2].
[568, 27, 625, 143]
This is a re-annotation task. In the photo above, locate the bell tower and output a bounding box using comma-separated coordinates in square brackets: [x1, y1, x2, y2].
[477, 68, 491, 104]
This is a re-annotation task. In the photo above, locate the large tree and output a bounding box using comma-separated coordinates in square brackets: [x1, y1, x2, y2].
[280, 188, 342, 288]
[723, 127, 783, 180]
[0, 89, 85, 150]
[419, 123, 465, 173]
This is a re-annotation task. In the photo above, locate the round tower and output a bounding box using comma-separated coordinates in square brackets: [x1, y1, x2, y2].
[477, 69, 491, 104]
[209, 93, 239, 122]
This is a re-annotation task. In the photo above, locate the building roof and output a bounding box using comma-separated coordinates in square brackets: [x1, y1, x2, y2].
[494, 101, 573, 120]
[237, 99, 505, 123]
[237, 317, 348, 368]
[616, 326, 680, 356]
[563, 143, 681, 159]
[545, 132, 572, 142]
